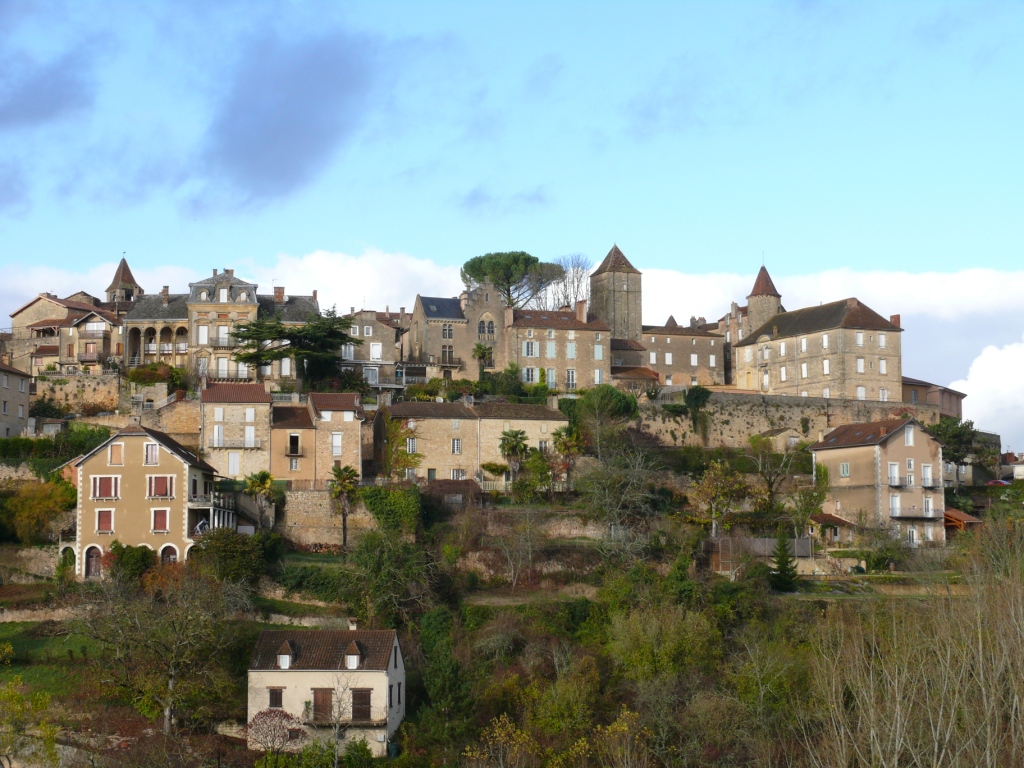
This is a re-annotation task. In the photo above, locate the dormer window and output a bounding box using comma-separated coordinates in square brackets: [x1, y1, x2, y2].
[278, 654, 291, 669]
[200, 291, 208, 301]
[239, 292, 246, 301]
[277, 640, 295, 669]
[219, 288, 228, 302]
[345, 641, 362, 670]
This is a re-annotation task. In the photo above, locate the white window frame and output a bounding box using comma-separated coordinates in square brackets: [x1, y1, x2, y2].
[96, 508, 115, 534]
[690, 353, 698, 366]
[649, 352, 656, 365]
[840, 462, 850, 477]
[146, 475, 175, 499]
[91, 475, 121, 500]
[665, 352, 673, 365]
[245, 407, 255, 422]
[151, 508, 170, 534]
[823, 359, 830, 375]
[800, 362, 808, 379]
[822, 333, 829, 349]
[332, 432, 342, 456]
[451, 438, 462, 455]
[594, 344, 603, 361]
[879, 359, 887, 375]
[143, 442, 160, 465]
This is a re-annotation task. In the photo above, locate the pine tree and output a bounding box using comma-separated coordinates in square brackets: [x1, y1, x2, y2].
[770, 527, 798, 592]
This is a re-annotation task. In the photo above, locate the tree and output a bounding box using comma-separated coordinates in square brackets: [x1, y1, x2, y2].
[552, 425, 584, 489]
[460, 252, 564, 308]
[328, 465, 359, 549]
[928, 416, 980, 487]
[472, 342, 494, 377]
[379, 412, 422, 480]
[464, 713, 540, 768]
[244, 470, 276, 531]
[537, 253, 592, 310]
[790, 464, 830, 542]
[0, 668, 58, 768]
[233, 307, 358, 387]
[190, 527, 267, 586]
[577, 385, 639, 461]
[684, 385, 713, 444]
[769, 529, 798, 592]
[70, 566, 251, 734]
[744, 435, 797, 520]
[106, 540, 158, 584]
[246, 709, 307, 758]
[689, 460, 748, 537]
[576, 444, 659, 559]
[5, 480, 76, 544]
[343, 529, 432, 626]
[499, 429, 529, 480]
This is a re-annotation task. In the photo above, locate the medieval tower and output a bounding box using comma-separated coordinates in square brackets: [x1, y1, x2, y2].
[589, 245, 642, 342]
[745, 266, 784, 333]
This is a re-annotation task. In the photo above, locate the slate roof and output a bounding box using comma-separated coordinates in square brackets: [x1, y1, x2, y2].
[810, 419, 915, 451]
[250, 629, 398, 671]
[734, 298, 901, 347]
[510, 309, 610, 331]
[272, 406, 314, 429]
[611, 338, 647, 351]
[386, 401, 477, 419]
[124, 294, 190, 321]
[200, 383, 272, 404]
[748, 266, 781, 298]
[256, 294, 319, 323]
[592, 245, 641, 276]
[419, 296, 465, 320]
[611, 366, 661, 380]
[473, 402, 568, 421]
[106, 258, 140, 292]
[641, 322, 722, 338]
[309, 393, 363, 415]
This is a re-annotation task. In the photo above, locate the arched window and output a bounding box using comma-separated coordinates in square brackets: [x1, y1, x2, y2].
[199, 291, 207, 301]
[487, 320, 495, 335]
[85, 546, 102, 579]
[160, 545, 178, 565]
[478, 320, 486, 335]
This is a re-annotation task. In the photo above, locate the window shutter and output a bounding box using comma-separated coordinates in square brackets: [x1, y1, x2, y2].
[98, 510, 112, 532]
[352, 690, 371, 721]
[522, 341, 529, 357]
[153, 509, 168, 531]
[109, 444, 122, 464]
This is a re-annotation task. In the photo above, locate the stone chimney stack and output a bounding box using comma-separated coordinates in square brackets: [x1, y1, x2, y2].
[225, 268, 234, 277]
[212, 269, 217, 277]
[312, 290, 317, 302]
[575, 300, 587, 323]
[161, 286, 169, 305]
[348, 617, 358, 631]
[274, 287, 285, 304]
[459, 290, 469, 312]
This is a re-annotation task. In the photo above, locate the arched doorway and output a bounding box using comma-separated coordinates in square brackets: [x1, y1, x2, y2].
[160, 545, 178, 565]
[85, 546, 102, 579]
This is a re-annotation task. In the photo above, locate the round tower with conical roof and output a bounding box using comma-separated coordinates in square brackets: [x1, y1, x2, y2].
[589, 245, 642, 342]
[746, 266, 783, 333]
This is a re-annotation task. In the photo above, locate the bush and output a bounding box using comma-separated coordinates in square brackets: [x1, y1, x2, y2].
[127, 363, 177, 385]
[28, 395, 66, 419]
[2, 481, 76, 543]
[277, 564, 349, 602]
[358, 485, 421, 532]
[190, 528, 266, 586]
[105, 541, 157, 583]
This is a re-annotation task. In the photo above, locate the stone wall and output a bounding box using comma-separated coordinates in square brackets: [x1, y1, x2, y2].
[643, 391, 942, 450]
[0, 463, 39, 482]
[80, 398, 201, 449]
[33, 374, 121, 413]
[0, 544, 58, 578]
[275, 490, 377, 546]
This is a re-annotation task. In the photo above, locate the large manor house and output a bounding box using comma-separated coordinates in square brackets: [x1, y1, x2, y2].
[2, 246, 962, 419]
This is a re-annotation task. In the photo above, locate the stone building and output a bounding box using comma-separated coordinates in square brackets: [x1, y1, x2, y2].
[639, 316, 725, 387]
[732, 298, 903, 401]
[308, 393, 365, 483]
[72, 425, 239, 578]
[811, 418, 945, 546]
[589, 245, 642, 343]
[902, 376, 965, 419]
[342, 308, 407, 391]
[715, 266, 785, 385]
[505, 303, 611, 390]
[0, 362, 31, 437]
[200, 382, 273, 481]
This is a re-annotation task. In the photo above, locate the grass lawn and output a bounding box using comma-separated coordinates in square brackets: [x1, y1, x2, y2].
[0, 621, 103, 698]
[252, 596, 343, 619]
[280, 551, 348, 567]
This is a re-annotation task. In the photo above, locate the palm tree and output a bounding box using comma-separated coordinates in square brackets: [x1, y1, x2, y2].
[243, 470, 276, 532]
[552, 425, 584, 491]
[471, 343, 492, 377]
[329, 464, 359, 549]
[499, 429, 529, 481]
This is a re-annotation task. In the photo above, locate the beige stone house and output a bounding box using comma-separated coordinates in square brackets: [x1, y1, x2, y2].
[73, 425, 238, 578]
[342, 308, 407, 390]
[811, 418, 945, 546]
[247, 627, 405, 758]
[0, 362, 31, 437]
[308, 393, 365, 485]
[639, 316, 725, 387]
[200, 383, 273, 481]
[271, 406, 315, 486]
[374, 400, 568, 482]
[715, 267, 786, 386]
[733, 298, 903, 401]
[505, 304, 611, 390]
[902, 376, 965, 419]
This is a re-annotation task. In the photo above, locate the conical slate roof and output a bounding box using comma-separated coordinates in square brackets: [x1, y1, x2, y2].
[592, 245, 641, 276]
[747, 266, 781, 298]
[106, 257, 140, 292]
[664, 315, 678, 327]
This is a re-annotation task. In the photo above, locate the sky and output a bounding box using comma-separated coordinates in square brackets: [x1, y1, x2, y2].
[1, 1, 1023, 446]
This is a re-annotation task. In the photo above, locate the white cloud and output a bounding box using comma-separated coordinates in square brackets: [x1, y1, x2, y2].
[950, 335, 1024, 451]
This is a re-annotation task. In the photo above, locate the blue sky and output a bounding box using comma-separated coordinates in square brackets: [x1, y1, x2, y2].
[2, 1, 1024, 443]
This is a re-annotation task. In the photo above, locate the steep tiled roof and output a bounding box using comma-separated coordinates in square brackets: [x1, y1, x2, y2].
[257, 294, 319, 323]
[201, 383, 272, 404]
[748, 266, 781, 298]
[641, 323, 722, 338]
[592, 245, 641, 276]
[810, 419, 914, 451]
[26, 317, 77, 329]
[387, 401, 477, 419]
[309, 393, 363, 416]
[611, 366, 660, 380]
[473, 402, 568, 421]
[810, 513, 853, 527]
[272, 406, 314, 429]
[511, 309, 609, 331]
[106, 257, 140, 292]
[735, 298, 901, 347]
[0, 362, 29, 378]
[250, 629, 398, 671]
[124, 294, 190, 321]
[944, 507, 982, 525]
[33, 345, 59, 356]
[611, 338, 646, 351]
[419, 297, 465, 320]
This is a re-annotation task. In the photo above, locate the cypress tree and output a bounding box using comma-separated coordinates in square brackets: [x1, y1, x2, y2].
[770, 527, 799, 592]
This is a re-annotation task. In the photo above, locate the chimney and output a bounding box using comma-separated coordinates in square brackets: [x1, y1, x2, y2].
[224, 268, 233, 277]
[385, 305, 389, 314]
[350, 306, 355, 314]
[274, 287, 285, 304]
[879, 426, 887, 436]
[459, 290, 469, 312]
[400, 306, 406, 323]
[161, 286, 169, 306]
[890, 313, 901, 327]
[347, 617, 358, 631]
[505, 305, 514, 329]
[212, 269, 217, 277]
[312, 290, 317, 302]
[575, 299, 587, 323]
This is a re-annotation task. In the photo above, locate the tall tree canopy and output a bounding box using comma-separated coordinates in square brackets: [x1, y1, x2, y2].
[460, 252, 564, 307]
[232, 307, 358, 386]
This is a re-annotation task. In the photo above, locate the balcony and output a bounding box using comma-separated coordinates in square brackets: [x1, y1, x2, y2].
[188, 492, 236, 510]
[175, 342, 188, 354]
[209, 371, 251, 380]
[285, 448, 304, 457]
[477, 333, 496, 341]
[208, 438, 262, 449]
[210, 338, 237, 349]
[77, 352, 100, 362]
[159, 344, 174, 354]
[407, 353, 463, 368]
[887, 476, 907, 488]
[920, 479, 939, 489]
[144, 344, 157, 354]
[890, 506, 940, 519]
[79, 330, 109, 339]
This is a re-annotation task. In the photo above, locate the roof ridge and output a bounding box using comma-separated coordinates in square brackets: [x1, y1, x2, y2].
[592, 244, 641, 276]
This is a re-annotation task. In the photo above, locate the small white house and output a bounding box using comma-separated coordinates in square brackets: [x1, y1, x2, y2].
[247, 626, 405, 758]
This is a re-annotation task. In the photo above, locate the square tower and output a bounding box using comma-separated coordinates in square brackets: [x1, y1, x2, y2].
[589, 245, 642, 342]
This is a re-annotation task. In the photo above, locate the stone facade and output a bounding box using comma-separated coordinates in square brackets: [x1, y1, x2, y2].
[902, 376, 965, 419]
[275, 490, 377, 546]
[342, 308, 407, 389]
[589, 245, 642, 342]
[638, 319, 725, 387]
[200, 383, 273, 480]
[505, 303, 611, 390]
[0, 363, 31, 437]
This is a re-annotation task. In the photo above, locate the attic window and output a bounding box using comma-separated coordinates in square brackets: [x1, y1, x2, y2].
[345, 642, 362, 670]
[278, 654, 291, 669]
[200, 291, 207, 301]
[429, 305, 437, 312]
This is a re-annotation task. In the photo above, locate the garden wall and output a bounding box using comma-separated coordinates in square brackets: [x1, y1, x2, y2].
[33, 375, 121, 413]
[276, 491, 377, 546]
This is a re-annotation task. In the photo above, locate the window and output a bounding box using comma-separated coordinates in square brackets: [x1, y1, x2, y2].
[153, 509, 169, 532]
[566, 342, 576, 359]
[726, 331, 731, 342]
[780, 341, 786, 355]
[198, 325, 209, 345]
[406, 438, 417, 454]
[109, 444, 123, 465]
[281, 357, 291, 376]
[801, 362, 808, 378]
[351, 325, 359, 336]
[527, 329, 534, 338]
[18, 379, 25, 393]
[478, 320, 485, 335]
[879, 333, 887, 348]
[566, 369, 576, 390]
[823, 359, 830, 375]
[0, 402, 6, 415]
[762, 371, 769, 389]
[488, 320, 494, 335]
[199, 291, 207, 301]
[228, 452, 240, 475]
[879, 359, 887, 375]
[451, 469, 466, 480]
[214, 407, 224, 422]
[148, 476, 174, 498]
[523, 341, 537, 357]
[245, 407, 255, 422]
[822, 333, 829, 349]
[407, 467, 419, 480]
[289, 458, 299, 471]
[856, 358, 865, 373]
[856, 386, 866, 400]
[343, 411, 354, 422]
[546, 367, 555, 384]
[780, 366, 787, 382]
[744, 348, 752, 363]
[855, 331, 864, 346]
[539, 440, 549, 452]
[690, 353, 698, 366]
[709, 354, 716, 367]
[370, 343, 382, 361]
[879, 388, 889, 401]
[313, 689, 333, 722]
[594, 344, 603, 360]
[649, 352, 657, 365]
[665, 352, 673, 365]
[1, 375, 5, 388]
[219, 288, 228, 302]
[351, 690, 371, 721]
[239, 292, 246, 301]
[451, 438, 462, 455]
[97, 509, 113, 533]
[269, 689, 283, 709]
[390, 684, 394, 709]
[800, 337, 807, 352]
[398, 682, 402, 705]
[840, 462, 850, 477]
[890, 495, 900, 515]
[594, 369, 603, 385]
[441, 323, 452, 339]
[332, 433, 342, 456]
[762, 346, 770, 361]
[666, 375, 673, 385]
[905, 425, 915, 446]
[522, 367, 536, 383]
[363, 325, 372, 337]
[924, 496, 933, 516]
[17, 405, 22, 418]
[92, 476, 120, 499]
[822, 387, 830, 398]
[738, 329, 744, 340]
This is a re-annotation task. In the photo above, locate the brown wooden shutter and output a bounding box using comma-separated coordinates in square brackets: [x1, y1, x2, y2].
[351, 689, 371, 721]
[312, 689, 332, 722]
[152, 477, 168, 497]
[97, 477, 113, 498]
[269, 689, 283, 709]
[98, 510, 112, 532]
[153, 509, 168, 531]
[109, 444, 122, 465]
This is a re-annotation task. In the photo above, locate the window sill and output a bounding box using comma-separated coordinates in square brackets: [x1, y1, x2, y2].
[91, 497, 119, 502]
[151, 530, 169, 535]
[96, 530, 114, 535]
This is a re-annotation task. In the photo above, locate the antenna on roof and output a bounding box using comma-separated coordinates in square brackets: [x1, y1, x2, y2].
[761, 250, 764, 266]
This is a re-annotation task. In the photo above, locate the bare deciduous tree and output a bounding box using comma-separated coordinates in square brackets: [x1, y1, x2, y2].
[534, 254, 592, 310]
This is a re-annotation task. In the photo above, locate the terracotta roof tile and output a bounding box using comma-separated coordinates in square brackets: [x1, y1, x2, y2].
[33, 345, 59, 356]
[473, 402, 568, 421]
[592, 245, 641, 276]
[106, 257, 139, 292]
[641, 323, 722, 338]
[272, 406, 314, 429]
[386, 401, 477, 419]
[250, 629, 398, 671]
[511, 309, 609, 331]
[944, 507, 982, 525]
[200, 383, 272, 403]
[735, 297, 901, 347]
[0, 362, 29, 377]
[748, 266, 781, 298]
[810, 513, 853, 527]
[810, 418, 914, 450]
[611, 366, 660, 380]
[309, 393, 363, 416]
[611, 338, 646, 351]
